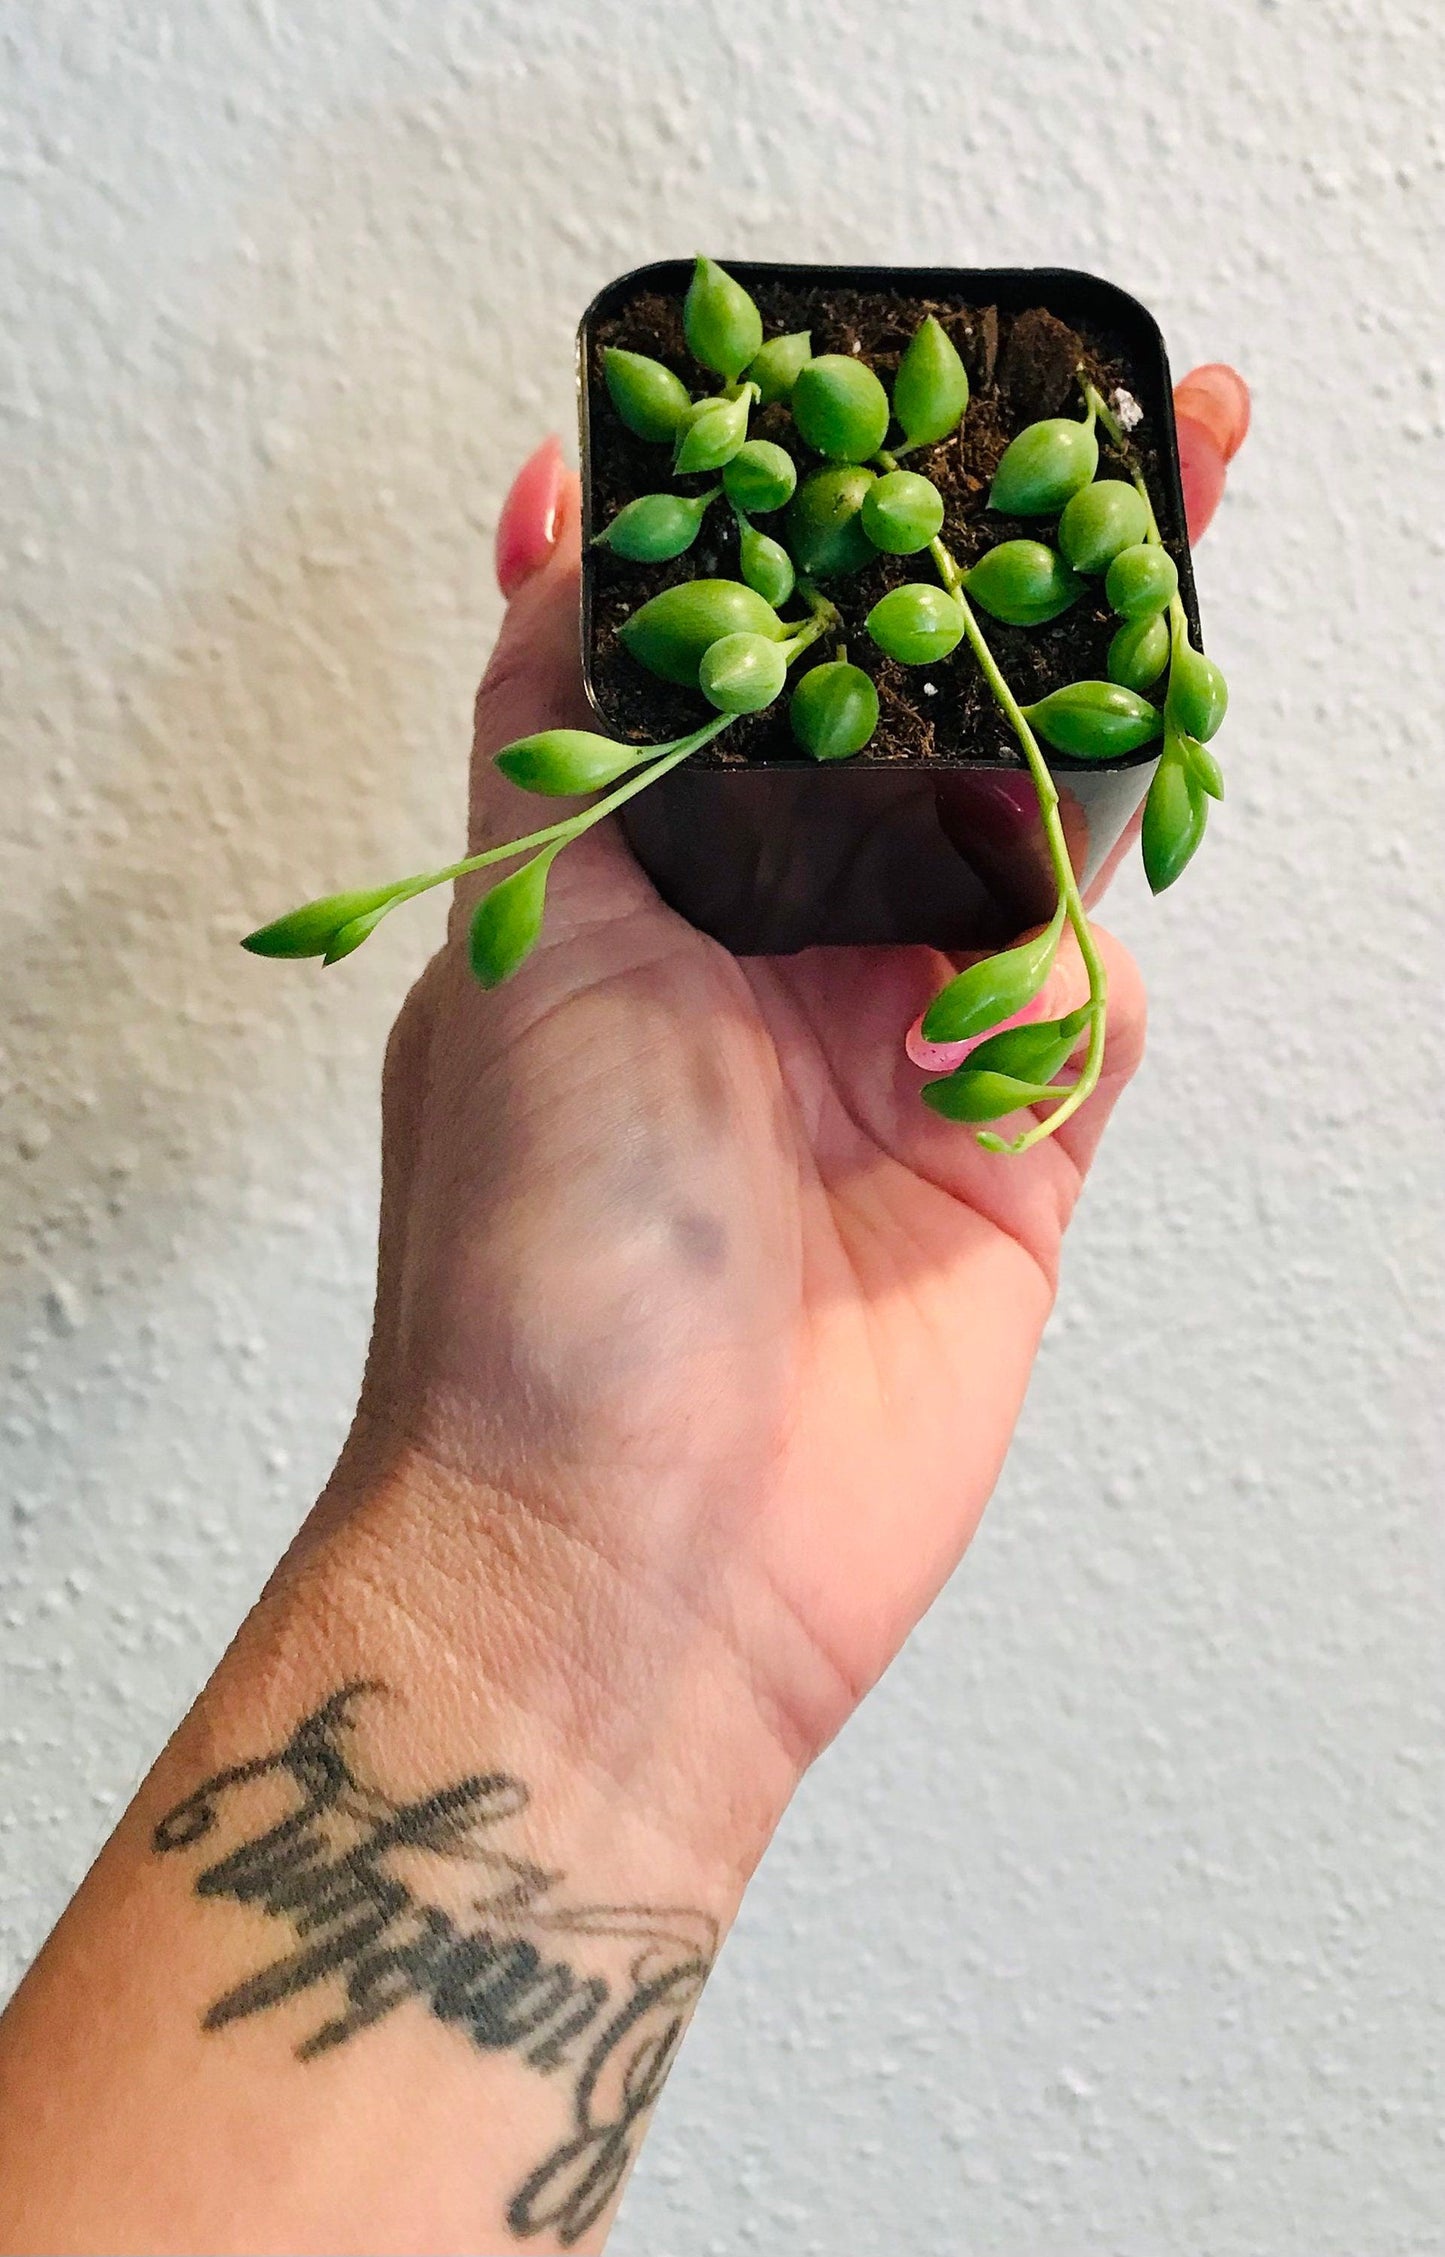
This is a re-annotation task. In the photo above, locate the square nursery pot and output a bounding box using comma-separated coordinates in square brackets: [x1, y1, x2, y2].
[579, 259, 1200, 954]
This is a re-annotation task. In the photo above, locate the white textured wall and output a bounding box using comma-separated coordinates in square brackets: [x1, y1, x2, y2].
[3, 4, 1441, 2249]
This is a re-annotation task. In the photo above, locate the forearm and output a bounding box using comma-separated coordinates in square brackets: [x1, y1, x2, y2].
[0, 1443, 795, 2256]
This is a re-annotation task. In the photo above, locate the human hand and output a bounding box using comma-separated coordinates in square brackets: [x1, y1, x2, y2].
[322, 366, 1247, 1867]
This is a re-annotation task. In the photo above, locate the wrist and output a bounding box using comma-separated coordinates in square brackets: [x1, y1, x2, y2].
[262, 1426, 804, 1903]
[14, 1432, 786, 2257]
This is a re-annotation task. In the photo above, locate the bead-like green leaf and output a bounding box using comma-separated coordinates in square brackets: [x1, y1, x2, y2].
[866, 583, 964, 666]
[1179, 732, 1225, 801]
[1057, 479, 1150, 574]
[495, 730, 649, 796]
[242, 884, 402, 959]
[673, 391, 753, 474]
[963, 540, 1082, 626]
[892, 315, 969, 448]
[1022, 680, 1163, 760]
[789, 661, 879, 761]
[619, 579, 786, 687]
[468, 847, 558, 989]
[960, 1005, 1093, 1085]
[698, 631, 789, 714]
[1166, 634, 1229, 741]
[594, 489, 715, 562]
[602, 348, 691, 442]
[1105, 542, 1179, 620]
[737, 520, 796, 607]
[791, 355, 891, 463]
[785, 465, 878, 577]
[1142, 751, 1208, 894]
[921, 1067, 1068, 1123]
[860, 470, 945, 555]
[921, 905, 1065, 1044]
[988, 413, 1099, 515]
[684, 256, 763, 383]
[723, 440, 797, 514]
[1107, 612, 1171, 691]
[745, 331, 812, 406]
[324, 902, 400, 964]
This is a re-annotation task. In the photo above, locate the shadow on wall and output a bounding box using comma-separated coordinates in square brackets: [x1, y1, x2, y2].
[0, 60, 690, 1393]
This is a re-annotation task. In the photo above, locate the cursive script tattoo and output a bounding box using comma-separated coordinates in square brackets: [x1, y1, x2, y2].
[152, 1684, 717, 2246]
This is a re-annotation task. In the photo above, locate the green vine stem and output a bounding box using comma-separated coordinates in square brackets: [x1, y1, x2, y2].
[925, 534, 1108, 1153]
[243, 715, 735, 960]
[867, 443, 1107, 1150]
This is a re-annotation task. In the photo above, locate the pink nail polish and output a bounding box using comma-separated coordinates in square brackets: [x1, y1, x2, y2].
[1173, 365, 1250, 462]
[906, 991, 1051, 1076]
[496, 435, 566, 599]
[1177, 415, 1228, 541]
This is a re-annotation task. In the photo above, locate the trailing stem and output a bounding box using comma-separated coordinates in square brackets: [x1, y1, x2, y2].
[924, 534, 1108, 1153]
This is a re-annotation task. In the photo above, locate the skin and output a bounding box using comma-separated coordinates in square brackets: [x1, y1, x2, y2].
[0, 372, 1243, 2255]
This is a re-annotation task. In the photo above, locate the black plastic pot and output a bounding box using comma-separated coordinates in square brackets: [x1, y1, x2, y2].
[578, 260, 1199, 955]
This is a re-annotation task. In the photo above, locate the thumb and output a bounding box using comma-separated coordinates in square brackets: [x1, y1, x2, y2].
[469, 438, 591, 853]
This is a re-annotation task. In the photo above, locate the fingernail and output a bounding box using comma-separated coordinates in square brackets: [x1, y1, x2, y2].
[1173, 365, 1250, 462]
[1177, 415, 1228, 542]
[906, 988, 1050, 1075]
[496, 435, 566, 600]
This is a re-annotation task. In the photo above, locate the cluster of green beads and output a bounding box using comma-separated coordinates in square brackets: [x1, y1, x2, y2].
[248, 258, 1232, 1160]
[597, 259, 975, 753]
[859, 373, 1228, 895]
[599, 261, 1227, 888]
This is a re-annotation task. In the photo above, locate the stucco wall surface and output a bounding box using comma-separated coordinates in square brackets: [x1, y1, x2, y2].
[2, 4, 1441, 2251]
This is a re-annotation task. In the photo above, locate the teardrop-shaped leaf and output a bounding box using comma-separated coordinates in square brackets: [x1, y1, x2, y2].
[1057, 479, 1150, 574]
[921, 1068, 1069, 1123]
[594, 489, 715, 562]
[495, 731, 649, 796]
[242, 884, 404, 959]
[673, 391, 753, 474]
[1178, 732, 1225, 801]
[1023, 680, 1163, 760]
[1107, 611, 1171, 691]
[865, 583, 964, 665]
[697, 631, 789, 714]
[789, 661, 879, 761]
[892, 315, 969, 447]
[468, 848, 558, 989]
[323, 902, 401, 963]
[1141, 752, 1208, 895]
[963, 540, 1082, 626]
[921, 904, 1066, 1045]
[1104, 542, 1179, 620]
[1166, 635, 1229, 741]
[988, 414, 1099, 515]
[860, 470, 945, 555]
[785, 464, 877, 577]
[745, 330, 811, 406]
[683, 257, 763, 383]
[737, 520, 796, 607]
[791, 356, 891, 463]
[602, 349, 691, 442]
[619, 579, 786, 687]
[723, 440, 798, 514]
[961, 1005, 1092, 1084]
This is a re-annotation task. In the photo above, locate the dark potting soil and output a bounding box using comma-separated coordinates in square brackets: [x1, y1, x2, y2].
[583, 278, 1189, 769]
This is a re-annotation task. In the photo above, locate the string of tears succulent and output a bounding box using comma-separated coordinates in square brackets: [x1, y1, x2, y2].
[245, 258, 1229, 1156]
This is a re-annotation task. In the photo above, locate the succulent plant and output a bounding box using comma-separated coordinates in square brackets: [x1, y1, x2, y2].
[247, 268, 1229, 1160]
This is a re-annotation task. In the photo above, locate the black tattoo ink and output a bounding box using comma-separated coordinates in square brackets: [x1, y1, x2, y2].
[152, 1684, 717, 2247]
